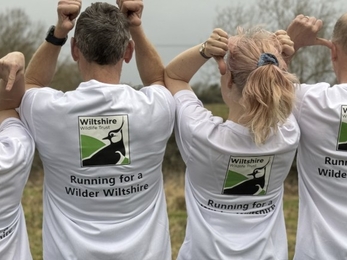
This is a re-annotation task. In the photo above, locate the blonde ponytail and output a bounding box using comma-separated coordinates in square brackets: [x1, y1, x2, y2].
[241, 65, 298, 144]
[227, 27, 299, 145]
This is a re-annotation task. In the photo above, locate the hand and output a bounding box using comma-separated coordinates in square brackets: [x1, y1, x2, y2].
[275, 30, 295, 64]
[286, 14, 332, 51]
[56, 0, 82, 37]
[204, 28, 229, 75]
[0, 52, 25, 91]
[117, 0, 144, 27]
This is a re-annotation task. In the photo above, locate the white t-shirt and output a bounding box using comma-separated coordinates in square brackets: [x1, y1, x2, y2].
[0, 118, 34, 260]
[18, 80, 175, 260]
[294, 82, 347, 260]
[174, 90, 300, 260]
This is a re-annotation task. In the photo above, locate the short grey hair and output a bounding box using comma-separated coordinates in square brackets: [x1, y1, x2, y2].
[74, 2, 130, 65]
[332, 13, 347, 54]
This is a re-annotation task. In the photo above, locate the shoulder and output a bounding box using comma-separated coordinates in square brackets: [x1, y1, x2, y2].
[173, 89, 201, 109]
[280, 114, 300, 136]
[140, 85, 175, 109]
[0, 118, 34, 164]
[141, 84, 172, 97]
[22, 87, 60, 103]
[0, 117, 34, 143]
[296, 82, 331, 99]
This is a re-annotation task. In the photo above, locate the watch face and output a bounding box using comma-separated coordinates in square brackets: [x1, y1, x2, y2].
[199, 42, 210, 59]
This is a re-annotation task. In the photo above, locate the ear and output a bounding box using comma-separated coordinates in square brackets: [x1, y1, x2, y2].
[331, 42, 338, 62]
[70, 37, 79, 61]
[123, 40, 134, 64]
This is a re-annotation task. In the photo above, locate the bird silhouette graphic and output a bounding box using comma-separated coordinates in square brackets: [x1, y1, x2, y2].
[223, 159, 270, 195]
[82, 120, 126, 166]
[338, 142, 347, 151]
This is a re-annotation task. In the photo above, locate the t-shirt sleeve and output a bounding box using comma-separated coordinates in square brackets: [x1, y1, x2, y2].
[294, 83, 330, 123]
[140, 85, 176, 133]
[0, 118, 34, 172]
[173, 90, 214, 163]
[17, 87, 59, 140]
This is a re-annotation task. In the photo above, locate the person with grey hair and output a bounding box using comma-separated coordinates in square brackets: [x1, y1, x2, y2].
[18, 0, 175, 259]
[0, 52, 34, 260]
[286, 14, 347, 259]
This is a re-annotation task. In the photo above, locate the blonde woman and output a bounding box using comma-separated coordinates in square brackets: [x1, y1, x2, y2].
[165, 28, 299, 259]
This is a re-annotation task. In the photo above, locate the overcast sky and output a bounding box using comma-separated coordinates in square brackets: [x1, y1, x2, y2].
[0, 0, 259, 85]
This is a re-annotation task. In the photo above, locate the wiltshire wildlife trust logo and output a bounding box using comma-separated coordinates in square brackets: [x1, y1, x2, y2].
[222, 155, 273, 195]
[337, 105, 347, 151]
[79, 115, 130, 167]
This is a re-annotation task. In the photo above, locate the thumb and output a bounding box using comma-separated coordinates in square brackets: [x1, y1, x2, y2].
[315, 37, 332, 49]
[214, 57, 226, 75]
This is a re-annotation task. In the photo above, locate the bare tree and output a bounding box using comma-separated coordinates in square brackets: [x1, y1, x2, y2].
[213, 0, 341, 84]
[52, 57, 82, 92]
[0, 8, 82, 92]
[0, 9, 44, 63]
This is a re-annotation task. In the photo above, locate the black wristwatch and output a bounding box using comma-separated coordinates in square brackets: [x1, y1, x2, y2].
[45, 25, 68, 46]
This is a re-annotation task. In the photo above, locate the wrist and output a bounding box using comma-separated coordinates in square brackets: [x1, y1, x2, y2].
[199, 42, 211, 59]
[45, 25, 68, 46]
[130, 25, 144, 36]
[54, 25, 69, 39]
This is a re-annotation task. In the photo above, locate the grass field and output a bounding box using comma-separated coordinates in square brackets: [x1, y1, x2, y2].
[21, 103, 299, 259]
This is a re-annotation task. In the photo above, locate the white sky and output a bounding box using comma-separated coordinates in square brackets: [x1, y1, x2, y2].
[0, 0, 345, 85]
[0, 0, 258, 85]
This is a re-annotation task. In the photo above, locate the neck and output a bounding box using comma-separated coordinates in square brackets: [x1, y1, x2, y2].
[224, 86, 247, 124]
[336, 65, 347, 84]
[80, 61, 122, 84]
[334, 44, 347, 84]
[227, 100, 246, 124]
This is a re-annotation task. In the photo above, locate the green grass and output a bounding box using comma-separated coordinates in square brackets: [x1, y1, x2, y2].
[284, 194, 299, 258]
[205, 103, 229, 119]
[22, 178, 43, 260]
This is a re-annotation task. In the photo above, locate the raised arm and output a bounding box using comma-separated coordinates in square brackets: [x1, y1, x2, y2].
[164, 28, 228, 95]
[118, 0, 164, 86]
[25, 0, 81, 90]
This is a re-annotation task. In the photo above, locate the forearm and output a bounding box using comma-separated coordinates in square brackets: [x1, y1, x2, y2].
[164, 44, 209, 95]
[0, 109, 19, 124]
[0, 73, 24, 110]
[0, 51, 25, 110]
[25, 41, 62, 89]
[130, 26, 164, 86]
[166, 44, 208, 83]
[25, 0, 80, 89]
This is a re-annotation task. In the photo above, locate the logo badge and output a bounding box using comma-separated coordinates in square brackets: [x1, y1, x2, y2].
[222, 155, 273, 195]
[79, 115, 130, 167]
[337, 105, 347, 151]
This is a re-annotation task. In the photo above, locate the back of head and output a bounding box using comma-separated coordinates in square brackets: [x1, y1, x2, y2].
[74, 2, 130, 65]
[332, 13, 347, 54]
[226, 27, 299, 145]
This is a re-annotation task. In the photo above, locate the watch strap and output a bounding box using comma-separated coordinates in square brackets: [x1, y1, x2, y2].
[199, 42, 211, 59]
[45, 25, 68, 46]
